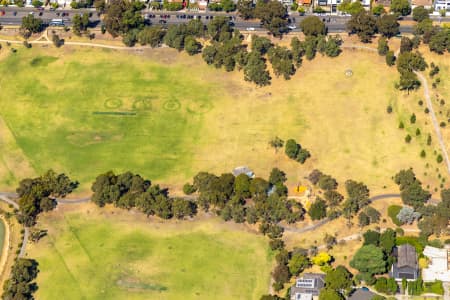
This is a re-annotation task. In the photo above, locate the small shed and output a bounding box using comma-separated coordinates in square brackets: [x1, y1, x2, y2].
[232, 166, 255, 178]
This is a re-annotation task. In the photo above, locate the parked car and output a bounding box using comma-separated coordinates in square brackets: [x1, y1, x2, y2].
[13, 11, 17, 16]
[246, 27, 255, 31]
[288, 24, 296, 30]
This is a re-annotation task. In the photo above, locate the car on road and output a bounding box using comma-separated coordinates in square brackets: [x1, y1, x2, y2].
[288, 24, 296, 30]
[246, 27, 255, 31]
[13, 11, 17, 16]
[159, 19, 167, 24]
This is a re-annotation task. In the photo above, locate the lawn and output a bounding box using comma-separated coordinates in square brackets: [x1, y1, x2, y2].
[0, 45, 444, 194]
[26, 205, 274, 300]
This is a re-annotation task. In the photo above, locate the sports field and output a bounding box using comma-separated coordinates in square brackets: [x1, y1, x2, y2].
[0, 45, 443, 193]
[27, 205, 273, 300]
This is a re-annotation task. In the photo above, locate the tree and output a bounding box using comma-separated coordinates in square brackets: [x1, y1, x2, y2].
[103, 0, 143, 37]
[244, 52, 271, 86]
[138, 26, 165, 47]
[364, 206, 381, 223]
[324, 190, 344, 206]
[400, 37, 413, 53]
[396, 206, 421, 224]
[412, 6, 430, 22]
[343, 180, 370, 217]
[308, 198, 327, 220]
[318, 174, 338, 191]
[269, 136, 284, 151]
[338, 0, 364, 15]
[375, 277, 398, 294]
[251, 36, 273, 55]
[20, 14, 43, 38]
[184, 36, 202, 55]
[255, 0, 288, 37]
[363, 230, 380, 246]
[319, 288, 345, 300]
[291, 37, 305, 66]
[350, 245, 387, 275]
[237, 0, 255, 19]
[172, 198, 197, 219]
[390, 0, 411, 16]
[377, 14, 400, 38]
[347, 11, 377, 43]
[378, 37, 389, 56]
[358, 212, 370, 227]
[267, 45, 296, 80]
[429, 29, 450, 54]
[325, 265, 353, 293]
[312, 252, 332, 266]
[234, 174, 251, 198]
[269, 168, 287, 186]
[386, 51, 396, 66]
[324, 35, 342, 57]
[3, 258, 39, 300]
[372, 4, 386, 16]
[379, 228, 396, 254]
[285, 139, 299, 159]
[300, 16, 326, 36]
[72, 13, 90, 36]
[288, 252, 310, 275]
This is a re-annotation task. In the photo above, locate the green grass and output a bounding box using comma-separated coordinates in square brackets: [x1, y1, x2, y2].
[0, 46, 443, 193]
[387, 205, 402, 226]
[28, 211, 273, 300]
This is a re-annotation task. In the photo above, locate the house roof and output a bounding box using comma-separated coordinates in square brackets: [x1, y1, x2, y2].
[290, 273, 325, 299]
[397, 244, 418, 268]
[348, 289, 375, 300]
[412, 0, 432, 6]
[374, 0, 391, 5]
[297, 0, 312, 5]
[232, 166, 254, 177]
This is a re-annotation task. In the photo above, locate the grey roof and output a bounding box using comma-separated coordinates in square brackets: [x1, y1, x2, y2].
[398, 244, 418, 268]
[290, 273, 325, 299]
[348, 289, 375, 300]
[232, 166, 254, 177]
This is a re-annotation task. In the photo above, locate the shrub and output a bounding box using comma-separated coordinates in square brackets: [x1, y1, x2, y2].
[410, 113, 416, 124]
[183, 183, 197, 195]
[386, 105, 393, 113]
[416, 128, 421, 136]
[437, 154, 443, 163]
[399, 121, 404, 129]
[420, 150, 426, 158]
[439, 121, 446, 127]
[405, 134, 412, 143]
[388, 205, 402, 226]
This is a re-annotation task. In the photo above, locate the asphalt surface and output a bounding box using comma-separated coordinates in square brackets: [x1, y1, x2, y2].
[1, 7, 449, 33]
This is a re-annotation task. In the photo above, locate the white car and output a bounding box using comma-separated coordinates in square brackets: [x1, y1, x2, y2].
[288, 25, 297, 30]
[246, 27, 255, 31]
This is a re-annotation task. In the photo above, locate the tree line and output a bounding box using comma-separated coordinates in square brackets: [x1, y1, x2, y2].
[2, 258, 39, 300]
[16, 170, 78, 226]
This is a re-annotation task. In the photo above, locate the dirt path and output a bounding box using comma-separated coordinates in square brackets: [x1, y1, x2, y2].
[0, 217, 10, 281]
[415, 71, 450, 175]
[0, 194, 28, 259]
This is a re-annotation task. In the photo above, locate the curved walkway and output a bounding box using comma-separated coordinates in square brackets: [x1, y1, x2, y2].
[0, 194, 28, 260]
[415, 71, 450, 175]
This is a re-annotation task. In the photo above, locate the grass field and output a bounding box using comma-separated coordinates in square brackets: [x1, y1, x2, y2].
[0, 44, 445, 194]
[27, 205, 273, 300]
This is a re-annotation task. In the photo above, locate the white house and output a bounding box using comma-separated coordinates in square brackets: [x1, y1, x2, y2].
[422, 246, 450, 282]
[434, 0, 450, 12]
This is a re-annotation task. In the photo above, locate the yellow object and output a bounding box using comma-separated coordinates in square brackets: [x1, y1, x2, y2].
[312, 252, 332, 266]
[419, 257, 429, 269]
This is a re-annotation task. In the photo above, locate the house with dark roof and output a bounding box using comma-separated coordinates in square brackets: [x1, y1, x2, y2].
[348, 289, 375, 300]
[290, 273, 325, 300]
[390, 244, 419, 281]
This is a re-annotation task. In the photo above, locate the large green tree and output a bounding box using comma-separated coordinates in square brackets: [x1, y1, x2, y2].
[350, 244, 387, 275]
[347, 11, 377, 43]
[300, 16, 326, 36]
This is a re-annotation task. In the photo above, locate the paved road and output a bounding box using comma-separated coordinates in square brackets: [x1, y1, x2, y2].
[0, 194, 28, 258]
[0, 7, 433, 34]
[416, 71, 450, 176]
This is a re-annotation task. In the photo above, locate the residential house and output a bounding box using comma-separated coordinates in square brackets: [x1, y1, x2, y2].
[297, 0, 312, 6]
[412, 0, 433, 9]
[390, 244, 419, 281]
[348, 289, 375, 300]
[435, 0, 450, 12]
[422, 246, 450, 282]
[290, 273, 325, 300]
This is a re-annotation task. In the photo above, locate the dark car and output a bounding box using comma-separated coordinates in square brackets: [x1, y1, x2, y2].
[13, 11, 17, 16]
[0, 10, 5, 16]
[159, 19, 167, 24]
